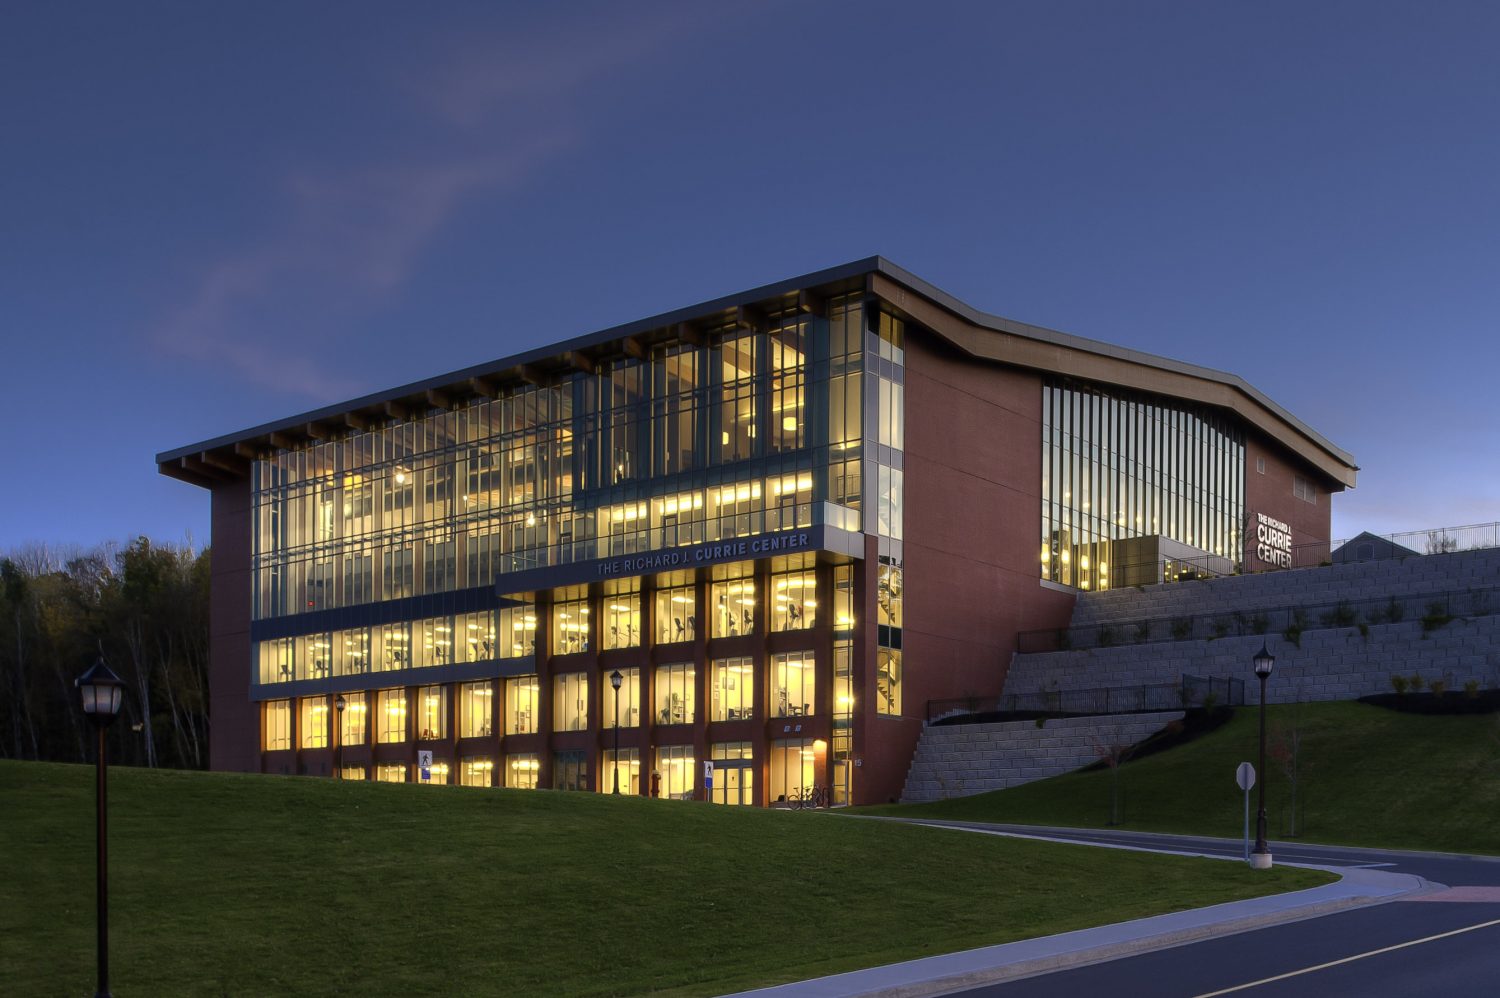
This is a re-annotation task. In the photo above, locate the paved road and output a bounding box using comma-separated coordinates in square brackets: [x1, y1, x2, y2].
[927, 825, 1500, 998]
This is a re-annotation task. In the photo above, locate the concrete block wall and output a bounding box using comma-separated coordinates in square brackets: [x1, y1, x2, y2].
[900, 711, 1184, 803]
[1069, 548, 1500, 631]
[1004, 615, 1500, 705]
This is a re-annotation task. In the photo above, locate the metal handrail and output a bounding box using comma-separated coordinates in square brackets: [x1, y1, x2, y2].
[926, 673, 1245, 725]
[1017, 584, 1500, 654]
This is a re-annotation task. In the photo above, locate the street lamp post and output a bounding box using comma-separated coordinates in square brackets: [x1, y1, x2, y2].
[1251, 643, 1276, 869]
[609, 670, 623, 794]
[334, 694, 346, 778]
[75, 658, 126, 998]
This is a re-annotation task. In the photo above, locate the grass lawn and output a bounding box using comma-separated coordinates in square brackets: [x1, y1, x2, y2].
[0, 761, 1329, 997]
[861, 701, 1500, 854]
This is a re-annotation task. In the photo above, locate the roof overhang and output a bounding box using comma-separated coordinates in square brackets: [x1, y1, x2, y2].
[156, 256, 1357, 491]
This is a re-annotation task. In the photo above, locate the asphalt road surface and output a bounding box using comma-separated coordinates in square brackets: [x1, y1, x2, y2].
[926, 826, 1500, 998]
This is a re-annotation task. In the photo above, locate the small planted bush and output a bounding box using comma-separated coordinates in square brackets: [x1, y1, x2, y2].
[1390, 674, 1409, 696]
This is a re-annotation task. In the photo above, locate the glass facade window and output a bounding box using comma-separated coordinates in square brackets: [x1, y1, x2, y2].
[339, 628, 371, 675]
[654, 579, 697, 644]
[376, 763, 406, 783]
[422, 760, 450, 785]
[553, 587, 591, 655]
[264, 700, 291, 751]
[602, 585, 641, 649]
[601, 747, 641, 795]
[498, 604, 537, 658]
[710, 657, 753, 721]
[656, 745, 695, 800]
[339, 691, 367, 746]
[770, 561, 816, 631]
[554, 750, 587, 791]
[506, 675, 539, 734]
[554, 672, 588, 732]
[459, 681, 494, 738]
[300, 696, 330, 749]
[1041, 380, 1245, 589]
[460, 756, 493, 787]
[377, 622, 410, 672]
[506, 753, 540, 789]
[377, 688, 407, 743]
[772, 652, 815, 717]
[419, 617, 457, 667]
[340, 765, 366, 781]
[710, 566, 756, 638]
[769, 738, 815, 804]
[417, 685, 446, 740]
[709, 742, 754, 806]
[602, 667, 641, 729]
[833, 564, 854, 631]
[655, 664, 695, 725]
[457, 610, 496, 662]
[833, 640, 854, 722]
[877, 648, 902, 716]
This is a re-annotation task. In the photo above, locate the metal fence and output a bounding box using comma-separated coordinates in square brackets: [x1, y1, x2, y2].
[1328, 521, 1500, 558]
[926, 673, 1244, 725]
[1017, 584, 1500, 654]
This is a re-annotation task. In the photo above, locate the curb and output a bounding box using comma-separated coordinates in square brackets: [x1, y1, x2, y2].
[727, 822, 1430, 998]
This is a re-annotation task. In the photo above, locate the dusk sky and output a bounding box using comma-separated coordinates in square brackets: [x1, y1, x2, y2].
[3, 1, 1497, 555]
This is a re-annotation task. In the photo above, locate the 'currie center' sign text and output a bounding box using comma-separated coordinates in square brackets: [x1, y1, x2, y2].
[596, 530, 814, 578]
[1255, 513, 1293, 568]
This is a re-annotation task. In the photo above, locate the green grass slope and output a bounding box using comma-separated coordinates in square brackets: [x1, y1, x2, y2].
[0, 761, 1328, 997]
[864, 701, 1500, 854]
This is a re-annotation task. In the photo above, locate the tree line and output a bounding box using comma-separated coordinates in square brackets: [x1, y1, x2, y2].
[1, 537, 210, 769]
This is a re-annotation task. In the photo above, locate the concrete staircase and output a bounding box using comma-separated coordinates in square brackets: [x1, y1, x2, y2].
[900, 711, 1184, 803]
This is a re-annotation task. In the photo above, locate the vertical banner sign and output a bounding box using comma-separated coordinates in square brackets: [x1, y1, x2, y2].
[703, 760, 714, 792]
[419, 750, 433, 783]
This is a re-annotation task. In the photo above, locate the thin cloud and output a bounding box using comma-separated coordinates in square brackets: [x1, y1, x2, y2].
[148, 6, 724, 402]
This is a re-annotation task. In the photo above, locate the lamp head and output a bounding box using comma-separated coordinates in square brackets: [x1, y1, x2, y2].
[335, 694, 347, 712]
[1253, 643, 1275, 679]
[609, 669, 623, 690]
[75, 658, 126, 727]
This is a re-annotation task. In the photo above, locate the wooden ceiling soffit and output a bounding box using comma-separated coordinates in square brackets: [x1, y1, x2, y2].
[426, 388, 454, 410]
[384, 400, 412, 421]
[565, 351, 596, 376]
[734, 304, 767, 334]
[304, 422, 333, 440]
[620, 336, 647, 361]
[797, 290, 827, 317]
[867, 272, 1356, 488]
[268, 430, 303, 451]
[344, 411, 373, 431]
[200, 450, 248, 475]
[233, 441, 261, 461]
[179, 455, 229, 483]
[468, 375, 501, 398]
[675, 322, 704, 347]
[515, 363, 555, 387]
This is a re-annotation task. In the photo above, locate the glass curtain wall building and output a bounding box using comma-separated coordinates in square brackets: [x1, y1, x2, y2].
[160, 257, 1356, 805]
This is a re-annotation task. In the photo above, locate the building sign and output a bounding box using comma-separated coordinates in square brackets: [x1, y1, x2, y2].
[418, 750, 433, 783]
[596, 530, 815, 579]
[1255, 513, 1293, 568]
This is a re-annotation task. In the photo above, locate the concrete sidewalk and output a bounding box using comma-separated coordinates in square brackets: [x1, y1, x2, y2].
[724, 826, 1429, 998]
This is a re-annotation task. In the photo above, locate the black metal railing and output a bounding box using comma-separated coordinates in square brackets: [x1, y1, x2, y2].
[926, 673, 1244, 725]
[1017, 584, 1500, 654]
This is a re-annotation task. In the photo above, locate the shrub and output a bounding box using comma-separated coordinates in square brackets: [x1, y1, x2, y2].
[1409, 673, 1426, 693]
[1170, 617, 1194, 641]
[1390, 674, 1409, 696]
[1464, 678, 1481, 699]
[1134, 621, 1151, 643]
[1211, 618, 1231, 640]
[1320, 602, 1358, 628]
[1429, 678, 1448, 697]
[1385, 598, 1405, 624]
[1249, 612, 1269, 634]
[1358, 622, 1369, 639]
[1098, 626, 1117, 648]
[1421, 602, 1454, 633]
[1283, 609, 1308, 648]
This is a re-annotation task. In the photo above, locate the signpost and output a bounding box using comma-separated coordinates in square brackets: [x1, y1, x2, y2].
[1235, 762, 1256, 863]
[419, 750, 433, 784]
[703, 760, 714, 795]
